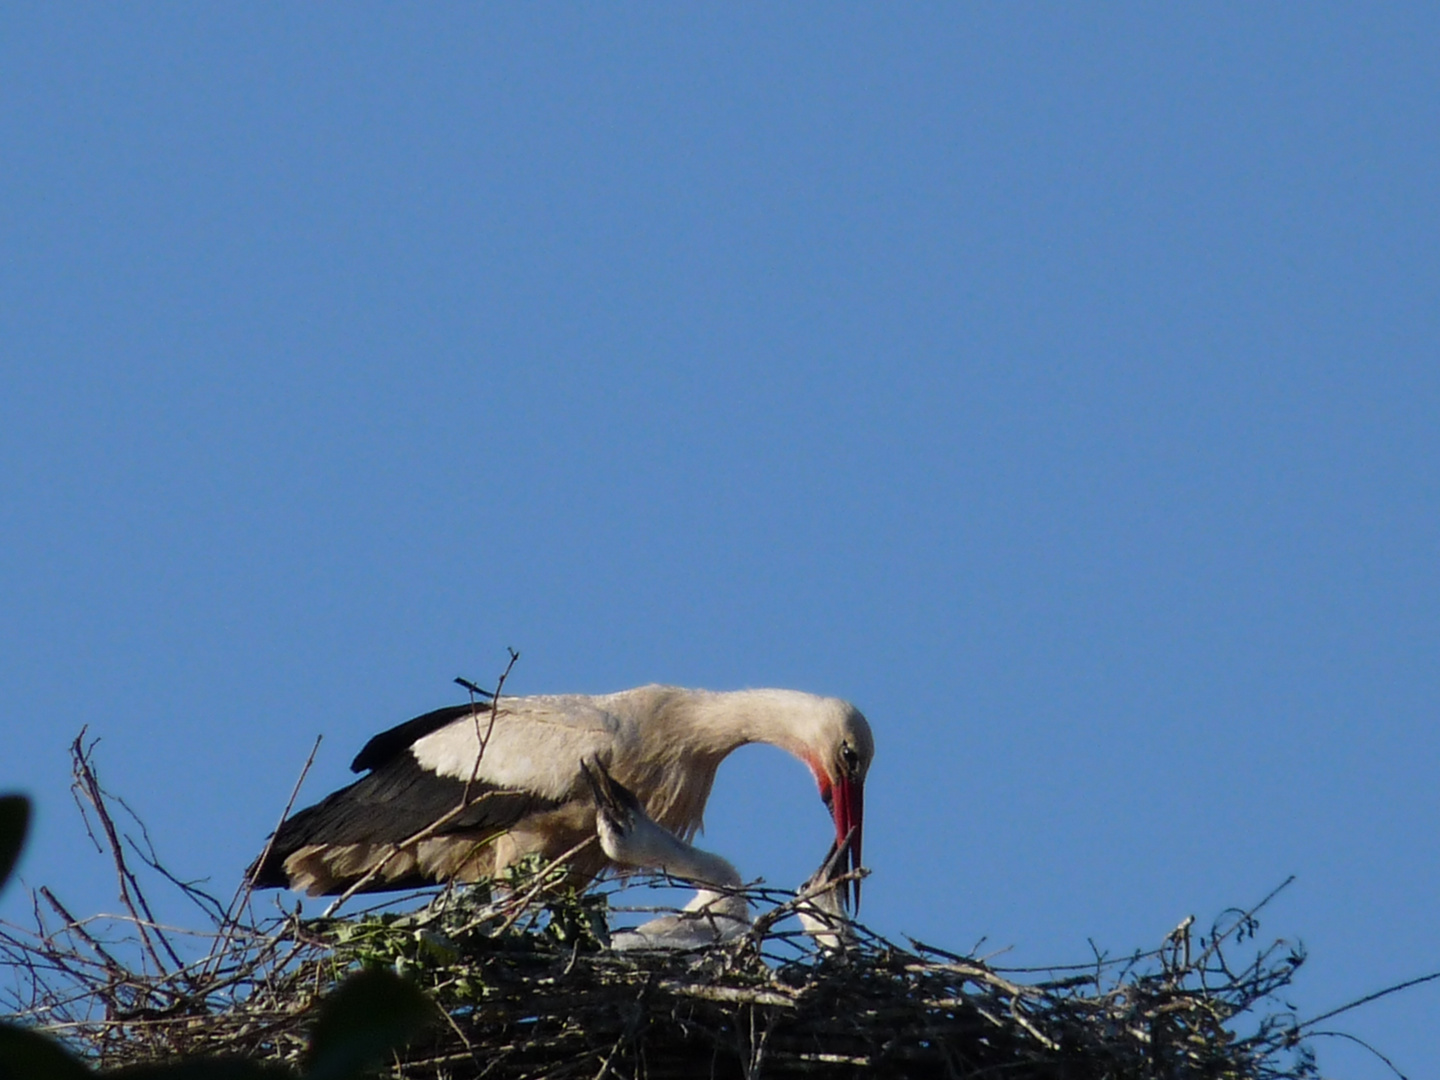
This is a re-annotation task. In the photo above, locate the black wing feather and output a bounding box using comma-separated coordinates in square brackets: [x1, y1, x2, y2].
[349, 703, 488, 773]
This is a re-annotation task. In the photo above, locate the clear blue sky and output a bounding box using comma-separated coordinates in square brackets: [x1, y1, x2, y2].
[3, 7, 1437, 1075]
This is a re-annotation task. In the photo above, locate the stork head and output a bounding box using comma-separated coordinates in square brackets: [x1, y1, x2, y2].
[801, 700, 873, 911]
[582, 757, 643, 865]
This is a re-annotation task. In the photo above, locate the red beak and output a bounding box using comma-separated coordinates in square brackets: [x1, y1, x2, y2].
[831, 774, 864, 910]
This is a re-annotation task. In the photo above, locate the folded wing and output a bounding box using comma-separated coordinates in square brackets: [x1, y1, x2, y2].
[249, 698, 623, 895]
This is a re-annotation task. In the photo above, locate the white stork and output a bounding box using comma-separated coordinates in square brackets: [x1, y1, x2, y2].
[249, 684, 874, 908]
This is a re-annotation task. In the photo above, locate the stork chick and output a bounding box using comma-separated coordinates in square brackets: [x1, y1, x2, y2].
[794, 840, 858, 952]
[582, 758, 749, 950]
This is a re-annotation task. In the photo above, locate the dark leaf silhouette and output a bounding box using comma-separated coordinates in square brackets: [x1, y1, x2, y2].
[0, 1021, 91, 1080]
[305, 968, 434, 1080]
[0, 795, 30, 894]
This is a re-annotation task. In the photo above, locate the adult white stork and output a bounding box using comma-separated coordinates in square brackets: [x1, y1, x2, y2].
[249, 684, 873, 907]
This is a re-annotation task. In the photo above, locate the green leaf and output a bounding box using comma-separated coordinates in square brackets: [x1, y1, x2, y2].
[0, 795, 30, 894]
[305, 968, 434, 1080]
[0, 1021, 91, 1080]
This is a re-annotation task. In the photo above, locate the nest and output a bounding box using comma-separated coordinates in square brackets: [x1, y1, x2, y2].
[0, 737, 1323, 1079]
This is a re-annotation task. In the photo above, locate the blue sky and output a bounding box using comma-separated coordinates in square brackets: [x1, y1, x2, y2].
[3, 6, 1437, 1074]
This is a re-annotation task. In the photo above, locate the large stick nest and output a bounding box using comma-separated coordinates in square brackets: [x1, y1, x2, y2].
[0, 737, 1321, 1079]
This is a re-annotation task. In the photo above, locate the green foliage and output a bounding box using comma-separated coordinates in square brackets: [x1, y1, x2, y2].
[318, 855, 608, 1010]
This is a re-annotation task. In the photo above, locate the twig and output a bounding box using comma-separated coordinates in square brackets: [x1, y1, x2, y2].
[208, 734, 322, 981]
[69, 734, 183, 977]
[489, 836, 598, 940]
[1304, 1030, 1408, 1080]
[125, 832, 227, 924]
[37, 888, 128, 983]
[1192, 875, 1295, 970]
[462, 647, 519, 808]
[1299, 968, 1440, 1033]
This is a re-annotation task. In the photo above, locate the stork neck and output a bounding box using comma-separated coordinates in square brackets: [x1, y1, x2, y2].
[685, 688, 825, 763]
[662, 843, 743, 889]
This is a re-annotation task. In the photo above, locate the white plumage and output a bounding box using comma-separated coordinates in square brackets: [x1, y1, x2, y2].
[250, 684, 873, 909]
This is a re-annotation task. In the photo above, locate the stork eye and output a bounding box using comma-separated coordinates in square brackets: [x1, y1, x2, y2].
[840, 742, 860, 774]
